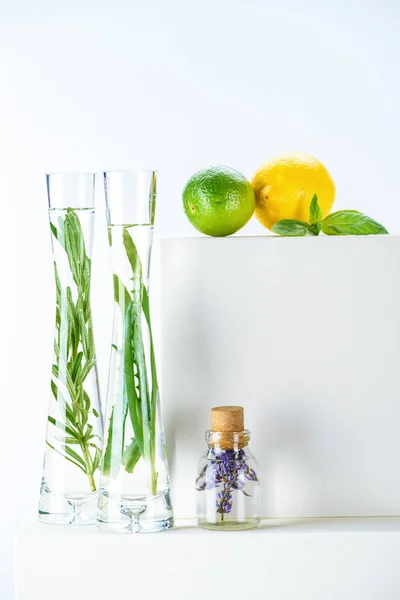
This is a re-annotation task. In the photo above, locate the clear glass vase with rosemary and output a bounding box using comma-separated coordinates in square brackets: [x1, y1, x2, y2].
[98, 170, 173, 533]
[39, 173, 103, 525]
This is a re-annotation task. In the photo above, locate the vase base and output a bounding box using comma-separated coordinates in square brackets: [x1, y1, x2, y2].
[97, 516, 174, 534]
[197, 517, 260, 531]
[39, 481, 98, 525]
[38, 511, 97, 526]
[97, 487, 174, 533]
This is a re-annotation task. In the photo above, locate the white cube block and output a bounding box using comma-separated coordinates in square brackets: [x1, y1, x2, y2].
[159, 236, 400, 518]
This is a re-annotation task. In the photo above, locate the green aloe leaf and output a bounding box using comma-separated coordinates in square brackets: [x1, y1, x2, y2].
[122, 438, 141, 473]
[124, 303, 144, 455]
[123, 228, 142, 277]
[322, 211, 388, 235]
[113, 273, 131, 310]
[142, 285, 159, 484]
[102, 405, 127, 476]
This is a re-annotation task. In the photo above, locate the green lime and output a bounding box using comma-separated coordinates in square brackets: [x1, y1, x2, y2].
[182, 165, 255, 237]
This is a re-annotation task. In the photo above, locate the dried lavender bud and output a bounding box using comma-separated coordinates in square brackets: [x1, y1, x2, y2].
[196, 447, 258, 519]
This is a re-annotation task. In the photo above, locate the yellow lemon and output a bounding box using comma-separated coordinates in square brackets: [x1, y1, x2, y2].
[252, 152, 335, 231]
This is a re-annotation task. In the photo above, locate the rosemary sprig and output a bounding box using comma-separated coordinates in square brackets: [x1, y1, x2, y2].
[48, 209, 101, 492]
[102, 227, 158, 494]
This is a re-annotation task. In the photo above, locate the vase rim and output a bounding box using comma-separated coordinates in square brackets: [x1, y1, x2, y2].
[102, 169, 158, 174]
[45, 172, 96, 177]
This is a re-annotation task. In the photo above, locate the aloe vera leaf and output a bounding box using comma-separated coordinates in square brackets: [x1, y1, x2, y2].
[122, 229, 150, 425]
[113, 273, 131, 310]
[131, 307, 151, 456]
[122, 228, 141, 276]
[124, 303, 144, 455]
[122, 438, 141, 473]
[102, 326, 130, 476]
[142, 285, 159, 483]
[102, 405, 128, 477]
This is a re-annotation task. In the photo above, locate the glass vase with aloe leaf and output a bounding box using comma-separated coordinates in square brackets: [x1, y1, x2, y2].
[98, 170, 174, 533]
[39, 173, 103, 525]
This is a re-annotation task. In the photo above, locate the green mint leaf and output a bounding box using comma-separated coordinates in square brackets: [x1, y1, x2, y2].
[272, 220, 314, 236]
[309, 222, 322, 236]
[322, 210, 388, 235]
[309, 194, 322, 225]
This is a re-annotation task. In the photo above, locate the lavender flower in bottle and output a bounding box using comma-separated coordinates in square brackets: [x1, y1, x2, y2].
[196, 406, 261, 530]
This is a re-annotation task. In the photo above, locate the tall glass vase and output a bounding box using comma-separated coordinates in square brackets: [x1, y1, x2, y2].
[98, 170, 174, 533]
[39, 173, 103, 525]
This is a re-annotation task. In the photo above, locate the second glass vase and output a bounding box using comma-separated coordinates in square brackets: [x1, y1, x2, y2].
[98, 170, 174, 533]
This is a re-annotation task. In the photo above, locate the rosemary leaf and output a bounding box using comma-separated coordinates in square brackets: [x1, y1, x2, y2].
[62, 445, 87, 470]
[48, 415, 80, 440]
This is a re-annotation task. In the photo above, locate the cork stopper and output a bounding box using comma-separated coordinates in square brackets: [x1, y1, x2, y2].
[209, 406, 248, 449]
[211, 406, 244, 432]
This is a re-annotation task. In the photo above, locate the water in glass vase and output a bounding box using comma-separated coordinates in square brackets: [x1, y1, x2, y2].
[39, 193, 103, 525]
[98, 219, 173, 533]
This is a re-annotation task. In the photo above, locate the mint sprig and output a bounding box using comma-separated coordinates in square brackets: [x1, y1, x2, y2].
[272, 195, 388, 237]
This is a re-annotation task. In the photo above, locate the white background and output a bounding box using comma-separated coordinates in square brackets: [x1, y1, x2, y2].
[1, 0, 400, 597]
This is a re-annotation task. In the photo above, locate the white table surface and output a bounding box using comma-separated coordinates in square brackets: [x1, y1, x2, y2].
[15, 517, 400, 600]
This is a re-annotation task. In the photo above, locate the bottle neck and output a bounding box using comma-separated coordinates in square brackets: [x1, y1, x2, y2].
[206, 430, 250, 451]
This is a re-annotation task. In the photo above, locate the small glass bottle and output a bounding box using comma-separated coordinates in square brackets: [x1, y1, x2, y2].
[196, 406, 261, 530]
